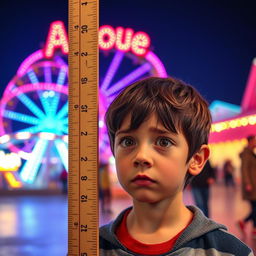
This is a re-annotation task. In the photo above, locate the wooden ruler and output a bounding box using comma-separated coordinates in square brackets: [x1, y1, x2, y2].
[68, 0, 99, 255]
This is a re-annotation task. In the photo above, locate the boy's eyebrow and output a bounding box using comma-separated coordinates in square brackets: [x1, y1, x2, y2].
[148, 127, 170, 134]
[116, 127, 171, 136]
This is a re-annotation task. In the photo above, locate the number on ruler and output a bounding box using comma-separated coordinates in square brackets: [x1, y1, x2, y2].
[81, 195, 88, 202]
[81, 77, 88, 84]
[81, 176, 88, 181]
[81, 25, 88, 33]
[81, 156, 88, 161]
[81, 105, 88, 112]
[81, 224, 88, 232]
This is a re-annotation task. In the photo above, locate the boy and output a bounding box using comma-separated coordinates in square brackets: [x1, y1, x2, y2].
[100, 77, 254, 255]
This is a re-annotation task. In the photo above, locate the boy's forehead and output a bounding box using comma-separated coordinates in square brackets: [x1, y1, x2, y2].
[117, 113, 169, 132]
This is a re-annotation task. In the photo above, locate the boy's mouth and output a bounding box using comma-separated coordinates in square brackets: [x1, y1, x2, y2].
[132, 175, 156, 183]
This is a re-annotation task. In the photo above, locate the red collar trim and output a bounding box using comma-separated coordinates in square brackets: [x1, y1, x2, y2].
[116, 209, 192, 255]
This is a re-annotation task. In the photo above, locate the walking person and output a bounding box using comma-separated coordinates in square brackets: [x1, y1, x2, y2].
[237, 135, 256, 237]
[190, 160, 215, 217]
[223, 159, 235, 187]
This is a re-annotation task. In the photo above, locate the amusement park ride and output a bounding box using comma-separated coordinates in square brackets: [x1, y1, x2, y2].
[1, 20, 256, 190]
[0, 20, 167, 190]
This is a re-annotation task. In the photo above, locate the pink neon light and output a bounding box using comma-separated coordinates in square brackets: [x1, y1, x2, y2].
[115, 27, 134, 52]
[145, 51, 168, 77]
[99, 25, 116, 50]
[131, 32, 150, 56]
[17, 50, 44, 77]
[241, 59, 256, 112]
[99, 25, 151, 56]
[44, 21, 69, 58]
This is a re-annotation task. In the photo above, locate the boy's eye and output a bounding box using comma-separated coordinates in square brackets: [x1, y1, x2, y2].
[119, 137, 135, 147]
[156, 137, 173, 148]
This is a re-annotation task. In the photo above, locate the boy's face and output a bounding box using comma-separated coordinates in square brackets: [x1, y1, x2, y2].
[114, 113, 190, 204]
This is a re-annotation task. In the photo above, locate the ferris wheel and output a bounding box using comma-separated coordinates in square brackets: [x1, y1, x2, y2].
[0, 21, 167, 188]
[0, 48, 68, 186]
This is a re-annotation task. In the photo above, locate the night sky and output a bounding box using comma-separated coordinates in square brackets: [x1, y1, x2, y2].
[1, 0, 256, 106]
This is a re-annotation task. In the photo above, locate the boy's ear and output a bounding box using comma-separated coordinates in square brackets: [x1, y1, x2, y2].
[188, 145, 210, 176]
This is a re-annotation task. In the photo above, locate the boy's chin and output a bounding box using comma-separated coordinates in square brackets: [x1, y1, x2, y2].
[132, 194, 159, 204]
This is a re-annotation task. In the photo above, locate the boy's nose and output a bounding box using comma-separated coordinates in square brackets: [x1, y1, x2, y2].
[133, 148, 153, 168]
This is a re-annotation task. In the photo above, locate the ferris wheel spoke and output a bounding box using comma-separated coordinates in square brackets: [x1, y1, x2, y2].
[17, 93, 46, 119]
[27, 69, 39, 84]
[16, 124, 43, 134]
[61, 117, 68, 125]
[3, 110, 41, 126]
[54, 139, 68, 171]
[39, 93, 54, 117]
[44, 65, 52, 83]
[57, 67, 67, 85]
[56, 102, 68, 120]
[100, 51, 125, 92]
[48, 68, 67, 116]
[60, 125, 68, 134]
[20, 139, 49, 183]
[106, 63, 151, 96]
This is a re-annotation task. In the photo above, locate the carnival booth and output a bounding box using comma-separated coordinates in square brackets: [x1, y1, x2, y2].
[209, 58, 256, 183]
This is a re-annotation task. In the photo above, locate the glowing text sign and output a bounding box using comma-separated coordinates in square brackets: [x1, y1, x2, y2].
[44, 22, 151, 58]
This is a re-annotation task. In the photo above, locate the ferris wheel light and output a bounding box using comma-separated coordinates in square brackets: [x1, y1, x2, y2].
[0, 151, 22, 171]
[18, 151, 31, 160]
[0, 135, 10, 144]
[99, 120, 104, 128]
[15, 132, 31, 140]
[4, 173, 22, 188]
[62, 135, 68, 143]
[39, 132, 56, 140]
[17, 50, 44, 77]
[116, 27, 134, 52]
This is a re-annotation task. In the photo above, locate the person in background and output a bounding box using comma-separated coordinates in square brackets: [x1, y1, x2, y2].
[223, 159, 235, 187]
[237, 135, 256, 237]
[60, 168, 68, 194]
[99, 161, 112, 214]
[190, 160, 215, 217]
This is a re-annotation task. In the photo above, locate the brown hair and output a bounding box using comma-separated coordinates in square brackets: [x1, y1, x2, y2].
[105, 77, 212, 186]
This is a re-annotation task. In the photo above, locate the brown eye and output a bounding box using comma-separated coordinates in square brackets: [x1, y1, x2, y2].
[156, 137, 172, 148]
[120, 137, 135, 147]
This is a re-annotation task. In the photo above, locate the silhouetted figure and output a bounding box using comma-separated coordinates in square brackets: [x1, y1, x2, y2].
[99, 162, 112, 214]
[60, 168, 68, 194]
[237, 135, 256, 237]
[190, 160, 215, 217]
[223, 159, 235, 187]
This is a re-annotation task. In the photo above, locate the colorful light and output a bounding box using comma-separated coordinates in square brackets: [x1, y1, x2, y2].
[44, 21, 69, 58]
[99, 25, 151, 56]
[211, 114, 256, 133]
[4, 173, 22, 188]
[99, 25, 116, 51]
[131, 32, 150, 56]
[115, 27, 134, 52]
[0, 151, 21, 171]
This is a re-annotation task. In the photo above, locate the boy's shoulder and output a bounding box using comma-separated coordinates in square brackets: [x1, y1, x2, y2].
[100, 206, 254, 256]
[182, 227, 253, 255]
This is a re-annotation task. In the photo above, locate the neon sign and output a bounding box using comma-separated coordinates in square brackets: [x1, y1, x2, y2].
[44, 22, 151, 58]
[99, 25, 150, 56]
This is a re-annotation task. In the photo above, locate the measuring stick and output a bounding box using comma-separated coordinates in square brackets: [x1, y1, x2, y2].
[68, 0, 99, 255]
